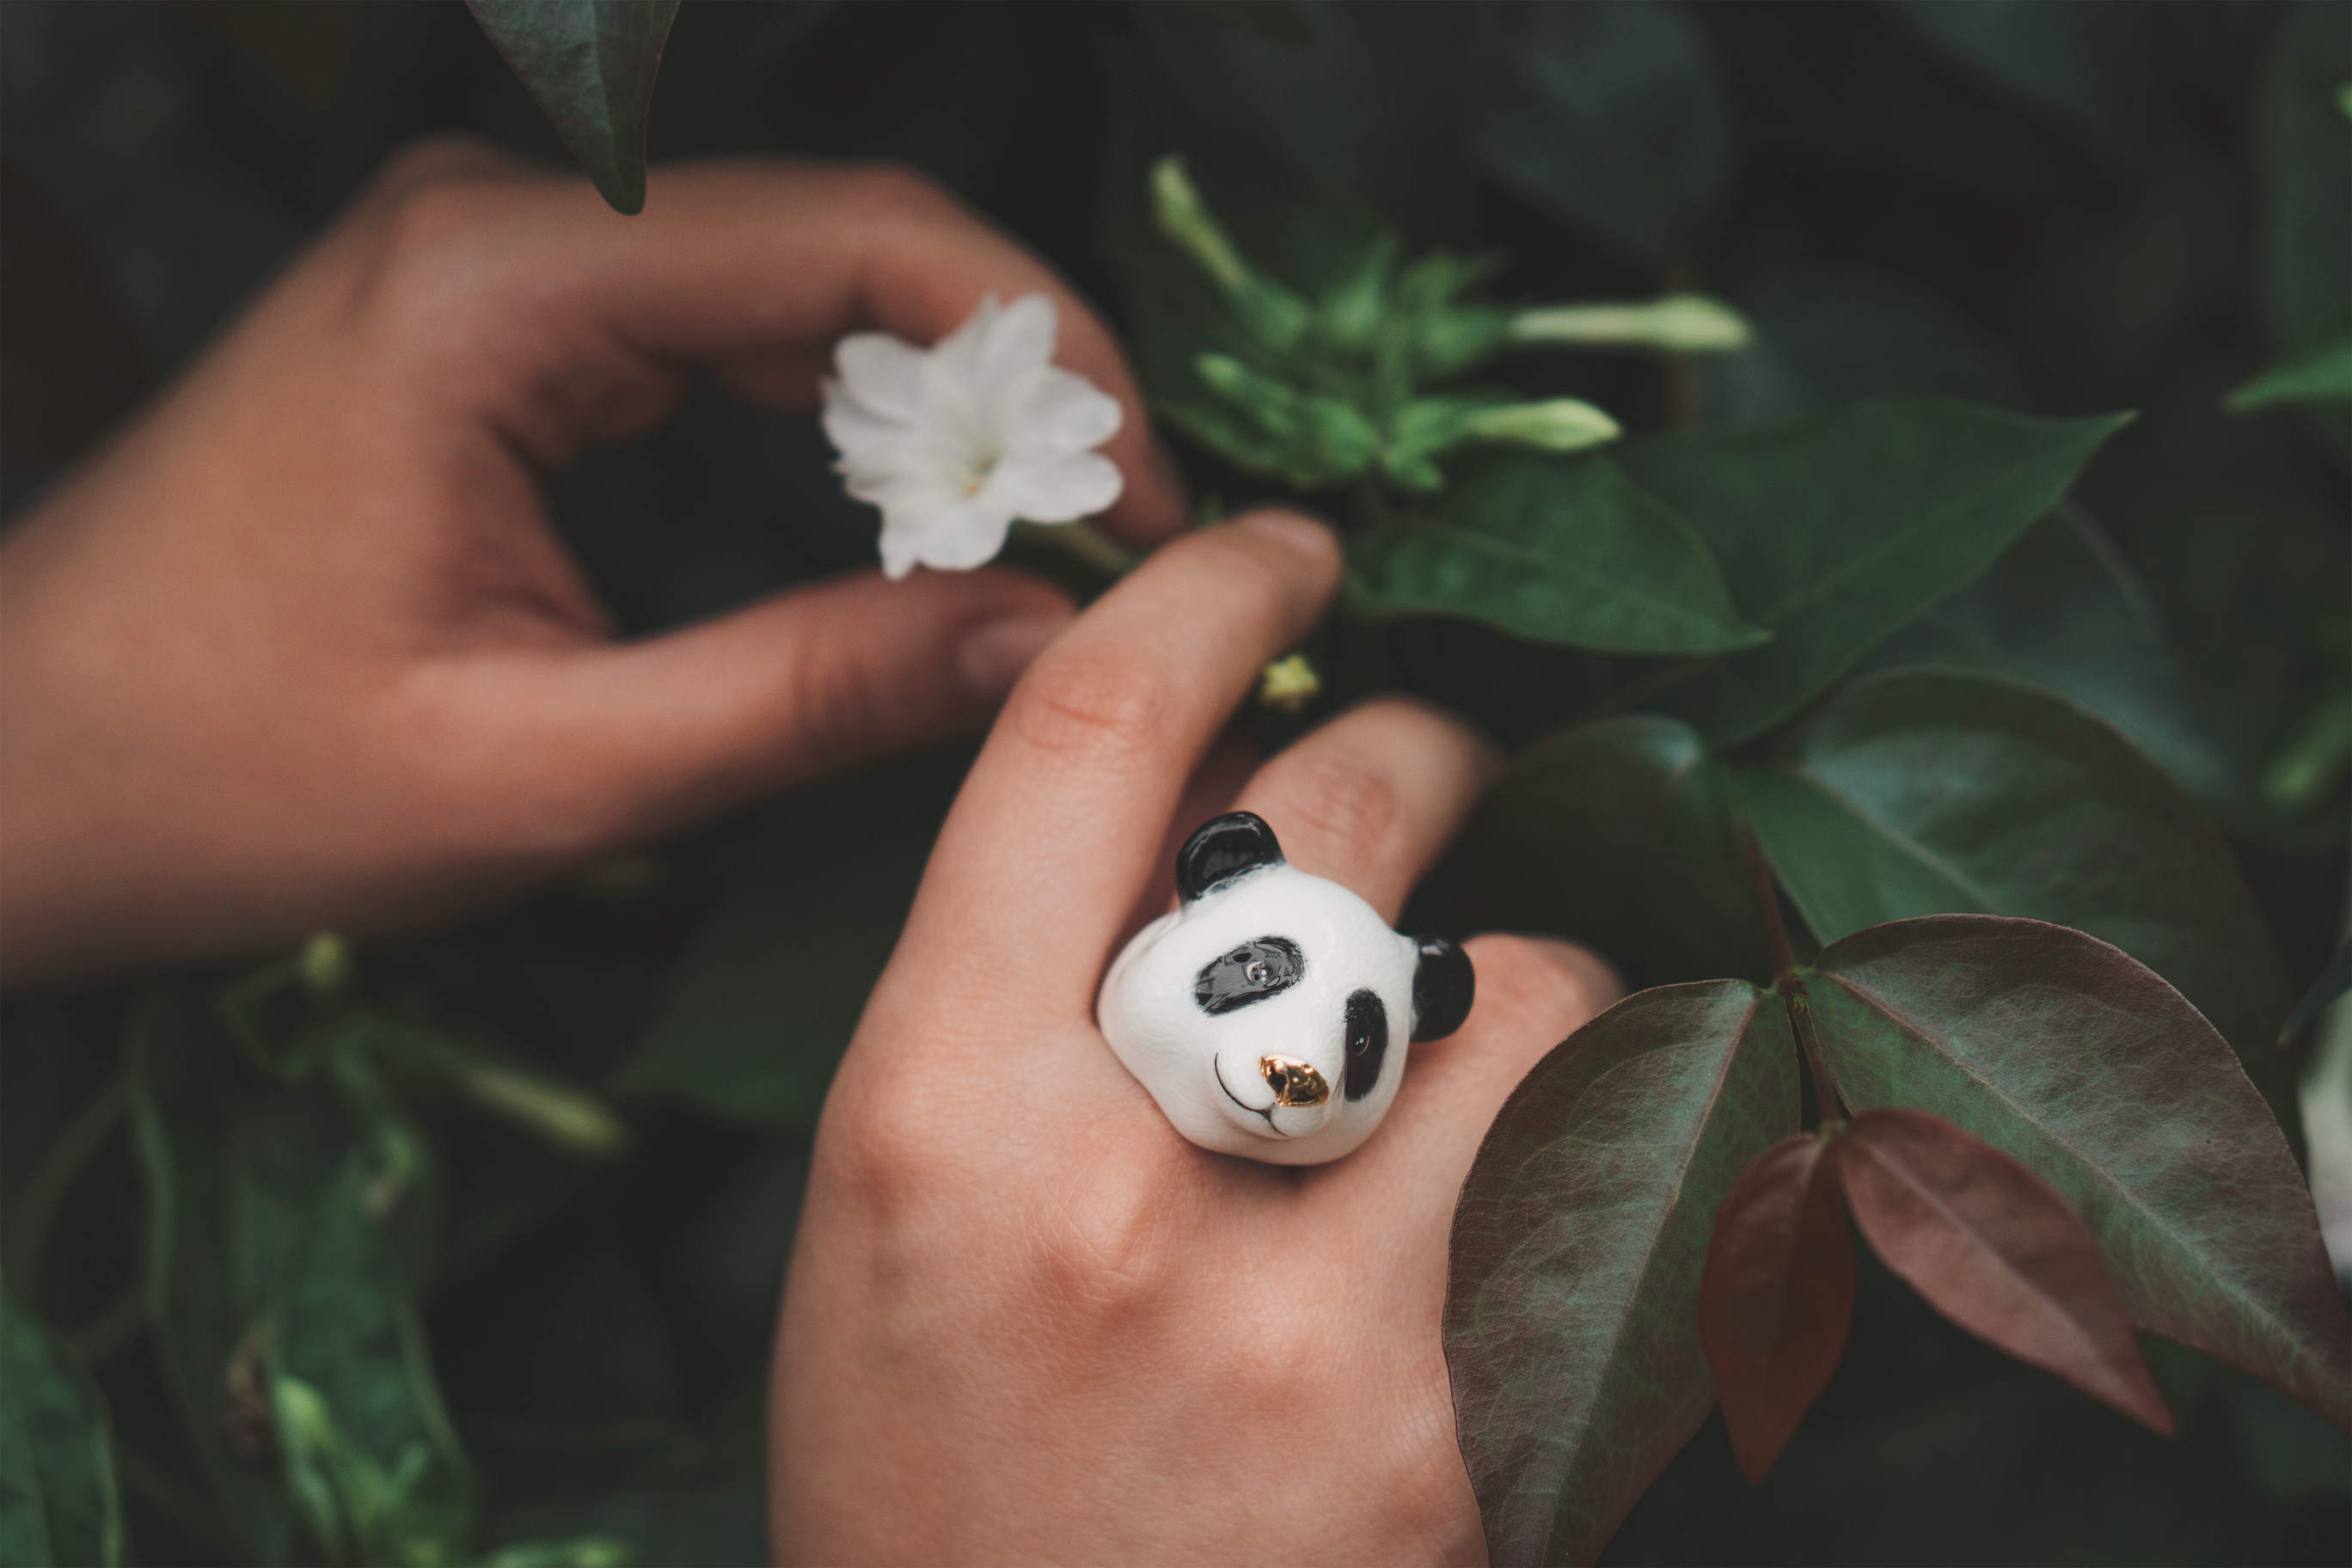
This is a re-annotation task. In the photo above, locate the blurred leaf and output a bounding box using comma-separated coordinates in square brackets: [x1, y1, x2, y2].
[1697, 1132, 1854, 1483]
[0, 157, 146, 473]
[1454, 716, 1771, 992]
[1448, 981, 1798, 1567]
[1473, 0, 1731, 266]
[1362, 456, 1770, 654]
[168, 0, 353, 106]
[2228, 336, 2352, 411]
[1133, 0, 1476, 242]
[0, 1286, 124, 1567]
[1614, 399, 2129, 744]
[1700, 260, 2034, 428]
[2282, 939, 2351, 1047]
[2254, 3, 2352, 361]
[609, 750, 968, 1130]
[465, 1, 679, 215]
[1831, 1106, 2173, 1434]
[1862, 509, 2237, 814]
[265, 1160, 471, 1565]
[1743, 667, 2300, 1134]
[1881, 0, 2151, 169]
[126, 989, 313, 1563]
[1805, 916, 2352, 1428]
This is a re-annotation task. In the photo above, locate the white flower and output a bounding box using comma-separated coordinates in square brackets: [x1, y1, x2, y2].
[821, 293, 1125, 579]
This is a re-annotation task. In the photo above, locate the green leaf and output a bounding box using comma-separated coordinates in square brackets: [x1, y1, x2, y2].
[1472, 0, 1730, 266]
[1447, 981, 1799, 1567]
[1699, 260, 2035, 428]
[266, 1160, 472, 1566]
[1452, 716, 1772, 992]
[464, 1, 680, 216]
[1883, 0, 2152, 169]
[1861, 509, 2238, 816]
[1614, 398, 2130, 744]
[0, 1287, 124, 1567]
[1362, 456, 1768, 655]
[2255, 3, 2352, 363]
[1804, 916, 2352, 1428]
[2228, 336, 2352, 411]
[608, 750, 968, 1130]
[1743, 667, 2300, 1134]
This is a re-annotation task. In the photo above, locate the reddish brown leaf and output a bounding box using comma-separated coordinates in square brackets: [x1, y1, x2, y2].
[1833, 1107, 2174, 1435]
[1698, 1130, 1856, 1481]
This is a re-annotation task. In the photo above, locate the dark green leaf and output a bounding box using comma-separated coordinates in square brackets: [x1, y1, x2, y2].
[1861, 509, 2237, 814]
[1473, 0, 1730, 266]
[0, 160, 146, 474]
[1882, 0, 2152, 169]
[465, 1, 679, 215]
[1614, 399, 2130, 744]
[1363, 456, 1769, 654]
[1453, 716, 1772, 992]
[1700, 260, 2034, 428]
[2228, 337, 2352, 411]
[0, 1287, 124, 1567]
[608, 750, 967, 1130]
[1448, 981, 1799, 1567]
[1743, 667, 2299, 1132]
[1804, 916, 2352, 1427]
[2254, 3, 2352, 362]
[2282, 939, 2351, 1047]
[126, 989, 314, 1564]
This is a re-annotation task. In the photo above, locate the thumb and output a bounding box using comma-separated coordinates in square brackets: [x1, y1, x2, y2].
[457, 565, 1075, 852]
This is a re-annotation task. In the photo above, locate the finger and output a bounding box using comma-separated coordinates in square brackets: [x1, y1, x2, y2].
[337, 151, 1186, 546]
[896, 511, 1341, 1021]
[1118, 728, 1260, 945]
[1313, 934, 1623, 1244]
[1223, 697, 1499, 926]
[419, 564, 1075, 853]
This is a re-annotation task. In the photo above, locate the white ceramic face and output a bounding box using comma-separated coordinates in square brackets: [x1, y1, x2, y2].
[1096, 864, 1424, 1165]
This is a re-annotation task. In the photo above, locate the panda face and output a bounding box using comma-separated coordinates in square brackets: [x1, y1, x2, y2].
[1096, 812, 1473, 1166]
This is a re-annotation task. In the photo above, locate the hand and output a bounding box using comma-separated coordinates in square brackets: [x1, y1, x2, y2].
[0, 141, 1184, 986]
[769, 513, 1621, 1565]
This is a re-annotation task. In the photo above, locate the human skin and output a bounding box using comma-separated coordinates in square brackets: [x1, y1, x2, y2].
[0, 141, 1185, 986]
[771, 513, 1622, 1565]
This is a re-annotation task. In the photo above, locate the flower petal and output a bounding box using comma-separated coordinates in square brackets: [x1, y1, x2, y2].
[984, 450, 1124, 524]
[971, 293, 1059, 402]
[879, 493, 1014, 576]
[833, 332, 931, 420]
[1004, 364, 1124, 455]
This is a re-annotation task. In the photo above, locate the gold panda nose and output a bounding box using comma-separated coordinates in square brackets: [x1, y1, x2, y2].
[1259, 1056, 1330, 1107]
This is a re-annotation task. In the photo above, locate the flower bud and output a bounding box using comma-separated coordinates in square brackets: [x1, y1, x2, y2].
[1462, 399, 1622, 453]
[1506, 294, 1754, 354]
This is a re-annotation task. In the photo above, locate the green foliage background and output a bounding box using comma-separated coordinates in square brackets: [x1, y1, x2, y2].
[1, 3, 2346, 1564]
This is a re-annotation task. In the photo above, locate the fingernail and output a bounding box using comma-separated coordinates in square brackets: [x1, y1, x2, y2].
[1234, 508, 1339, 564]
[956, 612, 1073, 700]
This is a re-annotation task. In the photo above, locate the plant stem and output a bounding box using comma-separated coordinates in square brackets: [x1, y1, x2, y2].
[4, 1073, 127, 1305]
[1739, 817, 1843, 1121]
[1011, 518, 1139, 577]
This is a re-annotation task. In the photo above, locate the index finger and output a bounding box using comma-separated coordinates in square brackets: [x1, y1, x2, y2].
[895, 511, 1341, 1022]
[333, 145, 1186, 546]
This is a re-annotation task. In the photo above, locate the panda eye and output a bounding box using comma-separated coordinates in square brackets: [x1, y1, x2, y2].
[1341, 989, 1389, 1102]
[1194, 936, 1304, 1015]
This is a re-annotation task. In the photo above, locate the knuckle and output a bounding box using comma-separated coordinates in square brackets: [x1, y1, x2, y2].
[1008, 648, 1177, 770]
[1018, 1162, 1179, 1324]
[1273, 754, 1408, 867]
[780, 638, 891, 775]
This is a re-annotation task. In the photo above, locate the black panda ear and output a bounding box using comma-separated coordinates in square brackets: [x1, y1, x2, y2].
[1411, 936, 1474, 1041]
[1175, 812, 1285, 902]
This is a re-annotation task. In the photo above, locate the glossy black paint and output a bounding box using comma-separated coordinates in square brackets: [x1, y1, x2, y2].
[1410, 936, 1474, 1041]
[1175, 812, 1286, 902]
[1342, 988, 1389, 1102]
[1194, 935, 1306, 1015]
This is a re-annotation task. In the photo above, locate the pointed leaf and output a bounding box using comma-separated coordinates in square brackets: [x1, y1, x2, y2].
[1453, 717, 1771, 993]
[1363, 456, 1768, 654]
[1742, 667, 2300, 1133]
[2228, 336, 2352, 411]
[1697, 1132, 1854, 1482]
[1833, 1107, 2173, 1433]
[0, 1289, 124, 1567]
[1805, 916, 2352, 1427]
[1614, 399, 2130, 744]
[465, 1, 679, 216]
[1447, 981, 1799, 1566]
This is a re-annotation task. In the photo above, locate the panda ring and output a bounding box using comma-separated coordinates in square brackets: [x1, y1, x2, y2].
[1095, 812, 1474, 1165]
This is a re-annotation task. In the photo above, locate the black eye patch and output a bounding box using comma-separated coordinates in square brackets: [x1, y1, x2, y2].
[1342, 989, 1388, 1102]
[1194, 936, 1304, 1015]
